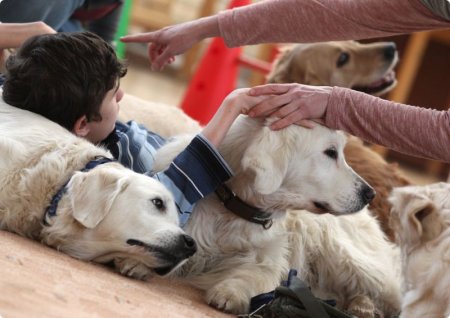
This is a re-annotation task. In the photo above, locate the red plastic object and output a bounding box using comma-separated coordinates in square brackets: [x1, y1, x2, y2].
[180, 0, 250, 125]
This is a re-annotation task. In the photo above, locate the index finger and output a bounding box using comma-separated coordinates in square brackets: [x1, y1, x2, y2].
[120, 32, 156, 43]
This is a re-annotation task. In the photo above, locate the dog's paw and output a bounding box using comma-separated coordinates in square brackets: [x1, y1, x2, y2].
[114, 258, 153, 280]
[205, 282, 251, 314]
[347, 295, 379, 318]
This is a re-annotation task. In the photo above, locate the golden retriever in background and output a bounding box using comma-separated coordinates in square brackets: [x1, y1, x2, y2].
[389, 183, 450, 318]
[267, 41, 398, 96]
[0, 100, 197, 276]
[267, 40, 412, 242]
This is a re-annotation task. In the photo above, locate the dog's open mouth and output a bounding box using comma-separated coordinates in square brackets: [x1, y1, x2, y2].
[312, 201, 331, 214]
[353, 71, 397, 95]
[127, 238, 196, 275]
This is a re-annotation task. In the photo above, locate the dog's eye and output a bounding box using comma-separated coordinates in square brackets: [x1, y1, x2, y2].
[151, 198, 165, 211]
[336, 52, 350, 68]
[324, 147, 338, 160]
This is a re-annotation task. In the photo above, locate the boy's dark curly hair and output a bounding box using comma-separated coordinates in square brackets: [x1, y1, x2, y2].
[3, 31, 127, 130]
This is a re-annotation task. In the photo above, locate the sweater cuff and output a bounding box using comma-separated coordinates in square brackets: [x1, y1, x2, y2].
[167, 134, 233, 203]
[324, 86, 345, 130]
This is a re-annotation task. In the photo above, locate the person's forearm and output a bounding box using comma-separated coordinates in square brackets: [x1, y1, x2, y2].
[218, 0, 450, 47]
[195, 15, 220, 40]
[201, 105, 239, 148]
[0, 22, 55, 49]
[0, 23, 32, 48]
[325, 87, 450, 162]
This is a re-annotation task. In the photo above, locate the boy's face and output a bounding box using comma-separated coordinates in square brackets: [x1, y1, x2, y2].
[84, 84, 124, 144]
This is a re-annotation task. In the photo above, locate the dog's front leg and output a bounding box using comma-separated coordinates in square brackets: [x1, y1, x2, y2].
[203, 262, 288, 314]
[114, 257, 153, 280]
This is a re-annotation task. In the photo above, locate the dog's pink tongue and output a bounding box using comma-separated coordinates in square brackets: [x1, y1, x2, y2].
[368, 71, 395, 88]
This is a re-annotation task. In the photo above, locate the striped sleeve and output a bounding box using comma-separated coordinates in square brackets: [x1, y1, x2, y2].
[151, 134, 233, 226]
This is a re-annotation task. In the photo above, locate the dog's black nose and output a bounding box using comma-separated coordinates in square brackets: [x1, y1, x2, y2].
[384, 42, 397, 61]
[361, 185, 376, 204]
[182, 234, 197, 254]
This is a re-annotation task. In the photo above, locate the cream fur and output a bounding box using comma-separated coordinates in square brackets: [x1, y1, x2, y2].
[389, 183, 450, 318]
[119, 115, 402, 317]
[0, 99, 196, 275]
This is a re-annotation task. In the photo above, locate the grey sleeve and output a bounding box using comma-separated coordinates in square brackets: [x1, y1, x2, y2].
[420, 0, 450, 20]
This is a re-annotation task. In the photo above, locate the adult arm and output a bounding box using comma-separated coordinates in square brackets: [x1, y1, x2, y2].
[218, 0, 450, 47]
[0, 22, 56, 49]
[247, 83, 450, 162]
[324, 87, 450, 162]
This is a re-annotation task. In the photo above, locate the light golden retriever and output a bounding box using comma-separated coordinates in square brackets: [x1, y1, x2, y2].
[267, 41, 398, 96]
[389, 183, 450, 318]
[267, 40, 411, 242]
[0, 98, 197, 276]
[117, 114, 401, 317]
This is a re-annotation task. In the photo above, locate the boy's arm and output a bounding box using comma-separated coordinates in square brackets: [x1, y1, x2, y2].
[111, 89, 268, 226]
[151, 134, 232, 226]
[153, 89, 269, 226]
[201, 88, 268, 147]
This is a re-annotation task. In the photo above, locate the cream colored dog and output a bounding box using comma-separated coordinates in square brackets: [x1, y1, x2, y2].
[0, 100, 197, 275]
[389, 183, 450, 318]
[117, 115, 401, 317]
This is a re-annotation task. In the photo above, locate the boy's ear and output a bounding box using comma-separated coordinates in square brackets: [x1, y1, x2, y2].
[73, 115, 90, 137]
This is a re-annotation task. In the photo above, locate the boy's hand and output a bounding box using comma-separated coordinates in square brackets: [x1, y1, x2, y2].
[201, 88, 271, 148]
[221, 88, 269, 116]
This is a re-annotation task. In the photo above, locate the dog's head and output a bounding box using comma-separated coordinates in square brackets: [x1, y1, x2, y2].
[388, 182, 450, 249]
[42, 163, 196, 276]
[221, 116, 375, 215]
[267, 41, 398, 96]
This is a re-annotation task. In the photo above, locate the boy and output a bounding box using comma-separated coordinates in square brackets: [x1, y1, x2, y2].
[2, 31, 269, 226]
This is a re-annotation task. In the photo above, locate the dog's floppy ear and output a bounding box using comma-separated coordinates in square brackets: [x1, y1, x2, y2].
[68, 168, 129, 228]
[241, 126, 294, 194]
[390, 189, 440, 246]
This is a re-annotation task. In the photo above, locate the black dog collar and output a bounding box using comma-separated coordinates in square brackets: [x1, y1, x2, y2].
[215, 184, 273, 229]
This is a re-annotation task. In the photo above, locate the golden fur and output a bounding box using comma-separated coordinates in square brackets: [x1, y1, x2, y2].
[389, 183, 450, 318]
[267, 41, 411, 242]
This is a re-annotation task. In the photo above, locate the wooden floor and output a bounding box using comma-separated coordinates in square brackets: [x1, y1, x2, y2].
[0, 231, 233, 318]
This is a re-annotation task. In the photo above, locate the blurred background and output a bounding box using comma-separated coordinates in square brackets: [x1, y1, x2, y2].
[118, 0, 450, 185]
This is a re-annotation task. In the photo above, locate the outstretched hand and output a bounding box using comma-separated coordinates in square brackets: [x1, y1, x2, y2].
[247, 83, 333, 130]
[121, 16, 220, 71]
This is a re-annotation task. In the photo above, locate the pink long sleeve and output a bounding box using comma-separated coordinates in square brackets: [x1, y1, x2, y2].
[325, 87, 450, 162]
[218, 0, 450, 47]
